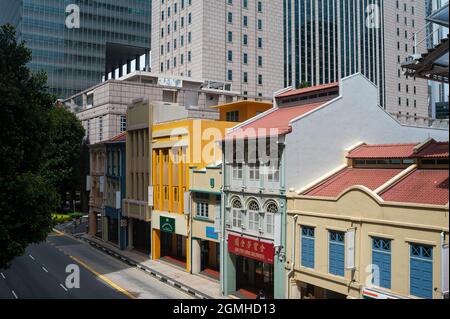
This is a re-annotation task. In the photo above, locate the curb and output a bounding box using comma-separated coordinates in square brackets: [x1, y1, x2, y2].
[76, 235, 211, 300]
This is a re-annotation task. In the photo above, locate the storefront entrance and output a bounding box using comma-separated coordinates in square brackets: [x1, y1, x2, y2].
[107, 217, 118, 244]
[160, 231, 187, 268]
[236, 256, 274, 299]
[200, 241, 220, 279]
[132, 219, 151, 254]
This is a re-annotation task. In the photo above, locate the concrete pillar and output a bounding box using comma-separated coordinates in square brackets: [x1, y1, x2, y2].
[248, 259, 255, 284]
[192, 239, 201, 274]
[223, 249, 237, 296]
[88, 210, 97, 236]
[127, 218, 134, 249]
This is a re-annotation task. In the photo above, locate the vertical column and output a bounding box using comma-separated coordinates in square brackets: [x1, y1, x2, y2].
[191, 239, 202, 274]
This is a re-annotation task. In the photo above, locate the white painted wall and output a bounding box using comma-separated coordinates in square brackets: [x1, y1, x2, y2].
[285, 74, 449, 191]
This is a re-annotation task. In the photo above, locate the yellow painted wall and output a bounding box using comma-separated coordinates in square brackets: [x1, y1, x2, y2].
[286, 187, 449, 299]
[217, 101, 272, 122]
[151, 119, 235, 272]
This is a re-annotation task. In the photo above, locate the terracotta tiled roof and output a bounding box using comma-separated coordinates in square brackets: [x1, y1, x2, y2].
[415, 142, 449, 158]
[277, 82, 339, 98]
[225, 102, 325, 140]
[380, 169, 449, 205]
[303, 168, 404, 198]
[347, 141, 449, 159]
[347, 143, 418, 159]
[109, 132, 127, 142]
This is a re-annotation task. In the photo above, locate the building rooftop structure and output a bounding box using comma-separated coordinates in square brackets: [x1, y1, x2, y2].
[301, 139, 449, 206]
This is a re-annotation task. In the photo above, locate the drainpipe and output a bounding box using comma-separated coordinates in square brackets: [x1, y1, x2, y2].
[287, 214, 299, 299]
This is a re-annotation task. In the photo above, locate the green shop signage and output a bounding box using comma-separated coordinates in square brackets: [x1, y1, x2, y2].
[160, 216, 176, 233]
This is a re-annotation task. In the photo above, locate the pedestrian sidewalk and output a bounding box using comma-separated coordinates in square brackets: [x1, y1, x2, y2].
[79, 234, 227, 299]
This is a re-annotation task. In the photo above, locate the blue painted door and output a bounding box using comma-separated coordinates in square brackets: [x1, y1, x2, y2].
[410, 244, 433, 299]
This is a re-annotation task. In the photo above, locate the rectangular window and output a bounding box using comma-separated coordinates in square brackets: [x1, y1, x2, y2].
[228, 31, 233, 42]
[248, 163, 260, 180]
[228, 50, 233, 62]
[410, 244, 433, 299]
[120, 115, 127, 133]
[258, 56, 263, 67]
[243, 34, 248, 45]
[258, 19, 262, 30]
[243, 53, 248, 64]
[228, 12, 233, 23]
[232, 163, 243, 180]
[301, 227, 315, 268]
[232, 208, 242, 228]
[243, 72, 248, 83]
[243, 16, 248, 27]
[196, 201, 209, 218]
[258, 37, 263, 48]
[228, 69, 233, 81]
[265, 214, 274, 235]
[372, 238, 392, 289]
[226, 110, 239, 122]
[329, 231, 345, 276]
[267, 164, 280, 182]
[248, 210, 260, 232]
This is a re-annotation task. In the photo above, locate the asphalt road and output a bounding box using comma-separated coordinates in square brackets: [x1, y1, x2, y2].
[0, 231, 191, 299]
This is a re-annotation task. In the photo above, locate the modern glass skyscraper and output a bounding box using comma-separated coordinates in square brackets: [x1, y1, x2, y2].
[0, 0, 151, 98]
[284, 0, 430, 122]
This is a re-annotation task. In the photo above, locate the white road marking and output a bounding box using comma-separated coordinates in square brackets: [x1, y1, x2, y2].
[28, 255, 35, 261]
[11, 290, 18, 299]
[1, 272, 5, 279]
[42, 267, 49, 273]
[59, 284, 68, 292]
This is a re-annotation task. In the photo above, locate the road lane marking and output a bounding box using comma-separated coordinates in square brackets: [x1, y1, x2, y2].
[59, 284, 68, 292]
[68, 255, 136, 299]
[28, 255, 35, 261]
[42, 267, 49, 273]
[11, 290, 18, 299]
[1, 272, 5, 279]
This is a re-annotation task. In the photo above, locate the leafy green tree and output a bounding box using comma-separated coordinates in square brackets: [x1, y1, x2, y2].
[42, 106, 85, 211]
[0, 24, 67, 268]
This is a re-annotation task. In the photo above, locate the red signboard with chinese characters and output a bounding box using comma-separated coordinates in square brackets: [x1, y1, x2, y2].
[228, 234, 275, 264]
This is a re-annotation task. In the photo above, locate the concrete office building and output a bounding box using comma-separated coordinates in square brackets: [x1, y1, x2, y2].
[151, 0, 284, 99]
[283, 0, 430, 123]
[64, 71, 241, 145]
[0, 0, 151, 98]
[426, 0, 449, 119]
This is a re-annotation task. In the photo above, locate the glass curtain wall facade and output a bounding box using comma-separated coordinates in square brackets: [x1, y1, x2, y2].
[284, 0, 385, 107]
[0, 0, 151, 98]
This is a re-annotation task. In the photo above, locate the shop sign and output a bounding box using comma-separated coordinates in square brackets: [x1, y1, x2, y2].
[206, 226, 219, 240]
[160, 216, 175, 233]
[362, 287, 406, 299]
[228, 234, 274, 264]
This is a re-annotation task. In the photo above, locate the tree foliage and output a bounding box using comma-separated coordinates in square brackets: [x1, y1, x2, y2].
[0, 25, 84, 268]
[42, 106, 85, 210]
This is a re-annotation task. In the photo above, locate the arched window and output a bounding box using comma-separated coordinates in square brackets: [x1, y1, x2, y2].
[231, 199, 242, 228]
[265, 202, 278, 235]
[248, 200, 260, 232]
[266, 202, 278, 214]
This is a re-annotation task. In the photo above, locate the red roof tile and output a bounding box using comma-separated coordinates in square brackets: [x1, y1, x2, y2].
[416, 142, 449, 159]
[347, 143, 418, 159]
[109, 132, 127, 142]
[277, 82, 339, 98]
[303, 168, 404, 198]
[380, 169, 449, 205]
[347, 141, 449, 159]
[225, 102, 325, 140]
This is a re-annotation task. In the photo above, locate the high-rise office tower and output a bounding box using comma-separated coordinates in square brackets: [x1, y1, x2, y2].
[0, 0, 151, 98]
[284, 0, 429, 120]
[426, 0, 449, 119]
[151, 0, 285, 99]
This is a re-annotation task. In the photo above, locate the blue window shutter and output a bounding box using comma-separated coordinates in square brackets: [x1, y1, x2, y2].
[301, 227, 315, 268]
[329, 231, 345, 276]
[372, 238, 392, 289]
[410, 244, 433, 299]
